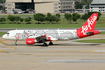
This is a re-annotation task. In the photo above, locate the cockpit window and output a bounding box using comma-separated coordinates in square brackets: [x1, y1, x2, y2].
[6, 33, 9, 34]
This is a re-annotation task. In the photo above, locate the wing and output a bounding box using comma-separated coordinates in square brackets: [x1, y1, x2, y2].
[36, 34, 57, 42]
[26, 34, 58, 44]
[44, 34, 57, 41]
[36, 36, 46, 42]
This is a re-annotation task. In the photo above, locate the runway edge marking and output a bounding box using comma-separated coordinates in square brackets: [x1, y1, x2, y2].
[0, 40, 17, 53]
[90, 49, 105, 52]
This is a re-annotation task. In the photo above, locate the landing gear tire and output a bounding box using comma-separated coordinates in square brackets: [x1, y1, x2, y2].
[14, 40, 17, 46]
[43, 43, 48, 46]
[15, 44, 17, 46]
[49, 41, 53, 45]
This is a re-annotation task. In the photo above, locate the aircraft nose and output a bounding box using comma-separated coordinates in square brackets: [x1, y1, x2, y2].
[2, 34, 6, 39]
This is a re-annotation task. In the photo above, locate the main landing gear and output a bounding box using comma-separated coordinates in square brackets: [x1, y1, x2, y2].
[49, 41, 53, 45]
[43, 43, 48, 46]
[43, 41, 53, 46]
[42, 40, 48, 46]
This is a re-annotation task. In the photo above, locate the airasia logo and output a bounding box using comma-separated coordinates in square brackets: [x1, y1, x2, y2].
[81, 14, 97, 35]
[15, 33, 22, 39]
[27, 41, 32, 44]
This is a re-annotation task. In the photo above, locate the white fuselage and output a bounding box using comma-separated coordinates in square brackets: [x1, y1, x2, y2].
[2, 29, 79, 41]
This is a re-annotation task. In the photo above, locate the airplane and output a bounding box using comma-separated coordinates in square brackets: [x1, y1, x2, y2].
[2, 13, 100, 46]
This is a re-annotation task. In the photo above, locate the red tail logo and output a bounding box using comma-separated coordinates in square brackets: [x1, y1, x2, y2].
[77, 13, 98, 38]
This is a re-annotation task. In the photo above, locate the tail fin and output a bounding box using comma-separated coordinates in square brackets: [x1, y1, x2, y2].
[77, 13, 98, 38]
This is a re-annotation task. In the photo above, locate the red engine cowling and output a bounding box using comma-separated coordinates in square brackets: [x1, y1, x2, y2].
[26, 38, 35, 45]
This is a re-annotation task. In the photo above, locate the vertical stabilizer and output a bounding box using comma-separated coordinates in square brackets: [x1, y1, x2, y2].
[77, 13, 98, 38]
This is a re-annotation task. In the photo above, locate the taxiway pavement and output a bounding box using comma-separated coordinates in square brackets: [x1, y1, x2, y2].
[0, 35, 105, 70]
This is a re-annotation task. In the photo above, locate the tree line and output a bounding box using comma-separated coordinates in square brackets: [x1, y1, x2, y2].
[75, 0, 93, 9]
[64, 12, 101, 24]
[0, 13, 61, 24]
[0, 12, 101, 24]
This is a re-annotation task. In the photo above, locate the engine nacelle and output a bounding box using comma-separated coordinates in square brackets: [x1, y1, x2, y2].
[26, 38, 35, 45]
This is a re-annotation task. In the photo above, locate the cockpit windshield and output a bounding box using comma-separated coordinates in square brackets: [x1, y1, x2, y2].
[6, 33, 9, 34]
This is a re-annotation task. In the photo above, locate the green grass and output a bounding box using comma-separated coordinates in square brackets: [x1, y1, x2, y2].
[0, 22, 105, 28]
[101, 14, 105, 16]
[0, 32, 6, 37]
[76, 39, 105, 43]
[100, 32, 105, 34]
[0, 24, 85, 28]
[0, 14, 105, 28]
[0, 17, 105, 28]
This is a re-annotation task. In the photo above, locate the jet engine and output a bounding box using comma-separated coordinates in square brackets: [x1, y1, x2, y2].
[26, 38, 36, 45]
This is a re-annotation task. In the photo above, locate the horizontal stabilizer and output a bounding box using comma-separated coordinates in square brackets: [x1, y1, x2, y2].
[85, 32, 94, 35]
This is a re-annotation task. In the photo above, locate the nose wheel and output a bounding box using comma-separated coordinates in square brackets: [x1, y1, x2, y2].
[14, 40, 17, 46]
